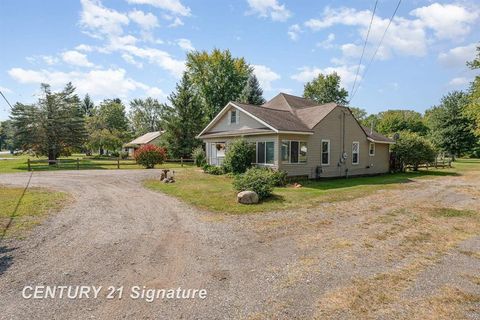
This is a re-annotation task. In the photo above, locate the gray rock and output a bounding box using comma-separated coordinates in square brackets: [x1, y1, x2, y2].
[237, 190, 259, 204]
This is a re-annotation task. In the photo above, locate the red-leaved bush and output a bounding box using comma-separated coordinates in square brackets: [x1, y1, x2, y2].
[134, 144, 167, 169]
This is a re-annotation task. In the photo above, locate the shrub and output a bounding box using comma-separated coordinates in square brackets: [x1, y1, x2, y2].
[192, 146, 207, 167]
[120, 151, 129, 159]
[392, 131, 436, 171]
[233, 168, 276, 200]
[134, 144, 167, 169]
[110, 151, 120, 158]
[203, 164, 225, 175]
[269, 169, 288, 187]
[223, 139, 255, 174]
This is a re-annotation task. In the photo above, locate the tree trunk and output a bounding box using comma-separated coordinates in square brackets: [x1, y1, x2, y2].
[48, 150, 56, 166]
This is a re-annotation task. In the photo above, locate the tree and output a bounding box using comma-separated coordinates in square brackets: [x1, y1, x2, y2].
[0, 120, 15, 152]
[239, 74, 266, 105]
[465, 44, 480, 138]
[303, 72, 349, 105]
[392, 131, 436, 171]
[186, 49, 252, 120]
[425, 91, 476, 159]
[10, 83, 86, 161]
[81, 94, 94, 117]
[349, 107, 367, 122]
[361, 114, 379, 131]
[376, 110, 428, 136]
[85, 99, 131, 154]
[129, 98, 163, 136]
[160, 74, 205, 158]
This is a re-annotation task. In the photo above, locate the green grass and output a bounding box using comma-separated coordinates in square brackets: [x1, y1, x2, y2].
[430, 208, 477, 218]
[0, 153, 193, 174]
[144, 162, 473, 214]
[0, 185, 67, 238]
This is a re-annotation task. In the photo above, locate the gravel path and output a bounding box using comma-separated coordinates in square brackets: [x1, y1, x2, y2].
[0, 169, 479, 319]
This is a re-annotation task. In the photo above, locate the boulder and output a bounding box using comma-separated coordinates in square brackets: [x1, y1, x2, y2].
[237, 191, 259, 204]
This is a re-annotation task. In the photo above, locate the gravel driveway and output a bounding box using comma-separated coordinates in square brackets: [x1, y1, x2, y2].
[0, 169, 479, 319]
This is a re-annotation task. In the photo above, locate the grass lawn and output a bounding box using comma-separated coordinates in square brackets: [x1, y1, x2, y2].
[145, 159, 479, 214]
[0, 185, 67, 238]
[0, 153, 193, 174]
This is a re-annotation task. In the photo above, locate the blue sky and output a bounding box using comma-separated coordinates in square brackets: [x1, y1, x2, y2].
[0, 0, 479, 120]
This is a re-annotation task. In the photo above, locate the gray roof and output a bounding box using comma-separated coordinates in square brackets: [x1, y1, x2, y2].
[361, 126, 395, 143]
[124, 131, 162, 147]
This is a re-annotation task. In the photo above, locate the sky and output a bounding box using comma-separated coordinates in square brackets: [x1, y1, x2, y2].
[0, 0, 479, 120]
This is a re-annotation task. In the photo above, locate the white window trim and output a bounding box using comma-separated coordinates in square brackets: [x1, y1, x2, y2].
[352, 141, 360, 165]
[281, 140, 307, 164]
[321, 139, 330, 166]
[369, 142, 375, 156]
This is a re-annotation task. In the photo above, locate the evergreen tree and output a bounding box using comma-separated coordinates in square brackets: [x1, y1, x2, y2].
[11, 83, 86, 161]
[239, 74, 266, 105]
[160, 74, 205, 158]
[81, 94, 94, 117]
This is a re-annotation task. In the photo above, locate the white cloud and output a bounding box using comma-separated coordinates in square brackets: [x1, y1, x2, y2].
[410, 3, 479, 40]
[291, 65, 361, 88]
[448, 77, 470, 87]
[8, 67, 159, 98]
[128, 9, 159, 30]
[287, 24, 301, 41]
[144, 86, 166, 97]
[121, 54, 143, 68]
[80, 0, 129, 39]
[75, 44, 94, 52]
[126, 0, 191, 16]
[61, 50, 95, 67]
[0, 86, 12, 94]
[252, 64, 281, 90]
[438, 43, 478, 68]
[121, 45, 185, 77]
[316, 33, 335, 49]
[169, 17, 184, 27]
[247, 0, 291, 22]
[176, 38, 194, 51]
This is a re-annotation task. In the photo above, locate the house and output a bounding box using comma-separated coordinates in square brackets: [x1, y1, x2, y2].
[197, 93, 394, 178]
[123, 131, 164, 156]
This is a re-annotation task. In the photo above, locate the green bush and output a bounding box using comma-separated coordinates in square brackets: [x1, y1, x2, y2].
[392, 131, 436, 171]
[233, 167, 276, 200]
[120, 151, 129, 159]
[223, 139, 255, 174]
[269, 169, 288, 187]
[134, 144, 167, 169]
[110, 151, 120, 157]
[203, 164, 225, 175]
[192, 146, 207, 167]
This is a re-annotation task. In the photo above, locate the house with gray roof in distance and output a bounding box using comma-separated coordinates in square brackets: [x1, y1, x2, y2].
[123, 131, 164, 157]
[197, 93, 394, 179]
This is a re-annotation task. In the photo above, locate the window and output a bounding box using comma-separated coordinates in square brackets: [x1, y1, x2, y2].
[281, 141, 290, 163]
[352, 141, 360, 165]
[256, 141, 274, 164]
[369, 142, 375, 156]
[321, 140, 330, 165]
[299, 142, 307, 163]
[230, 109, 237, 124]
[281, 140, 308, 164]
[290, 141, 299, 163]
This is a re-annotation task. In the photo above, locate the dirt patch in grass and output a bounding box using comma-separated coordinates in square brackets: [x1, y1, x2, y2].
[0, 185, 68, 238]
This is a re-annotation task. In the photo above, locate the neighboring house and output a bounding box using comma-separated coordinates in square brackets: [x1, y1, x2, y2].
[123, 131, 163, 156]
[197, 93, 394, 178]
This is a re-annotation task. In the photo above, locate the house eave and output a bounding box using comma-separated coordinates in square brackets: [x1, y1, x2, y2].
[367, 137, 395, 144]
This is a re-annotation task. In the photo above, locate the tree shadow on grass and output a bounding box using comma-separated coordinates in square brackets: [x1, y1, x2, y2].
[299, 170, 459, 191]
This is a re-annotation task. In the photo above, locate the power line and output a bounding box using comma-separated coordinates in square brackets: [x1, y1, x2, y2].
[0, 90, 14, 110]
[348, 0, 378, 104]
[350, 0, 402, 102]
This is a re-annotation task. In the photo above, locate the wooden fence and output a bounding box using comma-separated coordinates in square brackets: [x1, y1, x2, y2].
[27, 157, 194, 171]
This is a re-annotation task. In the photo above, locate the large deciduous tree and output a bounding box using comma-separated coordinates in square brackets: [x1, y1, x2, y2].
[376, 110, 428, 136]
[239, 74, 266, 105]
[11, 83, 86, 161]
[425, 91, 476, 159]
[186, 49, 252, 120]
[160, 74, 205, 158]
[465, 45, 480, 139]
[303, 72, 349, 105]
[129, 98, 163, 136]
